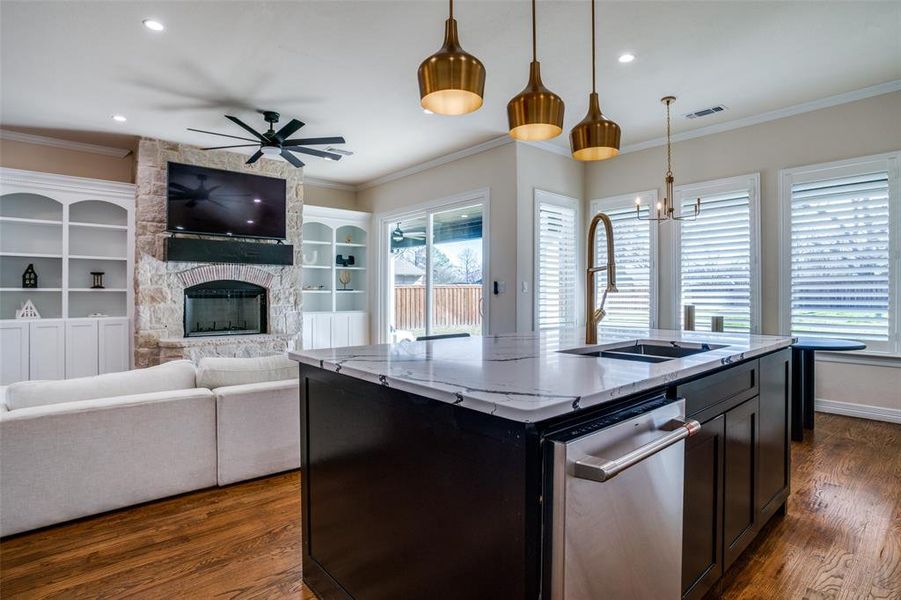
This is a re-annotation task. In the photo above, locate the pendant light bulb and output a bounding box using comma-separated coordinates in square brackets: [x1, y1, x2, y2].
[418, 0, 486, 116]
[570, 0, 621, 161]
[507, 0, 564, 141]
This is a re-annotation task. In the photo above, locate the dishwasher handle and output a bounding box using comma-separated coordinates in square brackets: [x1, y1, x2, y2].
[573, 417, 701, 483]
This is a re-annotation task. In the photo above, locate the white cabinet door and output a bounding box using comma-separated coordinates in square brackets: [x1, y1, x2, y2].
[98, 318, 130, 374]
[29, 319, 66, 380]
[0, 321, 30, 384]
[332, 314, 350, 348]
[312, 314, 332, 349]
[66, 320, 99, 378]
[348, 313, 369, 346]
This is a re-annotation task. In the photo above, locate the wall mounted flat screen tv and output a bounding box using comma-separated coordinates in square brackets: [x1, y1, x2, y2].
[166, 162, 287, 240]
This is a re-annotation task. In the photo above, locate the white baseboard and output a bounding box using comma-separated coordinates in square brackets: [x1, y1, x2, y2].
[815, 398, 901, 424]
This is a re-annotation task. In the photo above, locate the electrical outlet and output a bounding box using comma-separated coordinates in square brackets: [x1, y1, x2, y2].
[521, 281, 528, 293]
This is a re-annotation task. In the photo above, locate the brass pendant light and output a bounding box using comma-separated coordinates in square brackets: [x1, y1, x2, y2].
[570, 0, 621, 161]
[507, 0, 564, 141]
[418, 0, 486, 116]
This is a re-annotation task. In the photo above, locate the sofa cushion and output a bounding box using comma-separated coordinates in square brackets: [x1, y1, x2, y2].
[4, 360, 197, 411]
[196, 355, 298, 390]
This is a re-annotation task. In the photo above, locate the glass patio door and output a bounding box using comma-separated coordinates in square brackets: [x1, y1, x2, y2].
[385, 202, 485, 342]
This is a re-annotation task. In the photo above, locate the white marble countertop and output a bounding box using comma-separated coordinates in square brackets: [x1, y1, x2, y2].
[289, 327, 795, 423]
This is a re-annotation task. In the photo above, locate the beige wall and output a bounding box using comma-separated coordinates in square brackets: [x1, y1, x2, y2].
[304, 184, 358, 210]
[357, 143, 518, 335]
[0, 138, 135, 183]
[585, 91, 901, 413]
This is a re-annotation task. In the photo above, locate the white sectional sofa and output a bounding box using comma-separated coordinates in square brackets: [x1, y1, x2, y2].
[0, 355, 299, 537]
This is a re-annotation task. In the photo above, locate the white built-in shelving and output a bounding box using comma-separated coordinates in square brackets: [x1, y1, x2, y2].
[301, 205, 370, 349]
[0, 168, 135, 383]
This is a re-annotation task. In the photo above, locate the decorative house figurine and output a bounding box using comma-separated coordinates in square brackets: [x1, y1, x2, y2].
[90, 271, 105, 289]
[339, 270, 352, 290]
[22, 264, 37, 288]
[15, 299, 40, 319]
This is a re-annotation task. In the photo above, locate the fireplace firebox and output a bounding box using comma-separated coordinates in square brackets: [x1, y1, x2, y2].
[184, 280, 267, 337]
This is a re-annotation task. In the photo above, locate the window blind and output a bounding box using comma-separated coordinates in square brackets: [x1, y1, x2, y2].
[537, 201, 578, 329]
[595, 206, 653, 328]
[679, 190, 752, 332]
[790, 172, 890, 341]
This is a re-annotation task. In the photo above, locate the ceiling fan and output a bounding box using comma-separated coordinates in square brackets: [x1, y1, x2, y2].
[187, 111, 346, 168]
[392, 223, 427, 243]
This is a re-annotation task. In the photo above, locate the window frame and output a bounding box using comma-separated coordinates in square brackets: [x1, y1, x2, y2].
[779, 152, 901, 357]
[590, 190, 659, 329]
[533, 189, 580, 331]
[671, 173, 762, 333]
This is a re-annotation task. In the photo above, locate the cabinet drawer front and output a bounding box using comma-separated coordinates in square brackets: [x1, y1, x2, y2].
[678, 360, 758, 419]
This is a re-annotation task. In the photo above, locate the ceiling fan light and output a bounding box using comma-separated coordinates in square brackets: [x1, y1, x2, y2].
[260, 146, 280, 156]
[570, 92, 621, 161]
[418, 17, 486, 116]
[507, 62, 564, 141]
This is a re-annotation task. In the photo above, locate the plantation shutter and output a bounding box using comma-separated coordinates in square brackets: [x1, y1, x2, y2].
[537, 200, 578, 329]
[789, 172, 890, 341]
[595, 206, 653, 328]
[679, 190, 753, 332]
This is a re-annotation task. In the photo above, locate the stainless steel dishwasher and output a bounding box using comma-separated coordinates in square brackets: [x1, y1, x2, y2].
[546, 396, 700, 599]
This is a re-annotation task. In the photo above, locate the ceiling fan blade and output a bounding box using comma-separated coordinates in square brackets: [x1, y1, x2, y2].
[274, 118, 305, 142]
[187, 128, 258, 142]
[201, 144, 260, 151]
[280, 149, 305, 168]
[246, 150, 264, 165]
[282, 136, 345, 146]
[225, 115, 267, 141]
[283, 146, 342, 161]
[168, 182, 191, 192]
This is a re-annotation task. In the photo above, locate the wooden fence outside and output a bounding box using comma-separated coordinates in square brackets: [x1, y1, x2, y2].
[394, 285, 482, 330]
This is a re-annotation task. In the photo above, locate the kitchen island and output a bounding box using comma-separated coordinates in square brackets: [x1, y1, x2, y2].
[290, 328, 794, 600]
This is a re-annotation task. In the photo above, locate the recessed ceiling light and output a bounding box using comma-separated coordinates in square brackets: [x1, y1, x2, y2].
[253, 198, 261, 203]
[246, 220, 254, 224]
[618, 52, 635, 64]
[460, 214, 468, 219]
[143, 19, 165, 32]
[112, 114, 127, 122]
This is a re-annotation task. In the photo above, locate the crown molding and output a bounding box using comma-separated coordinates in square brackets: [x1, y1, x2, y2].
[0, 129, 132, 159]
[303, 176, 357, 192]
[521, 139, 572, 158]
[618, 79, 901, 155]
[0, 166, 135, 198]
[358, 135, 513, 190]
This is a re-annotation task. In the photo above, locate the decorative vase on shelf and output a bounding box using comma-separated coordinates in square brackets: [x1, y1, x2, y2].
[22, 264, 37, 288]
[302, 250, 319, 265]
[339, 270, 352, 290]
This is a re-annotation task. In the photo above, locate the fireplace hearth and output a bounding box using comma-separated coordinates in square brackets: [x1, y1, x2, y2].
[184, 280, 268, 337]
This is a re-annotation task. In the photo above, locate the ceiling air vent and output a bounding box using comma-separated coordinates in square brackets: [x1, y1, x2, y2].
[684, 105, 727, 119]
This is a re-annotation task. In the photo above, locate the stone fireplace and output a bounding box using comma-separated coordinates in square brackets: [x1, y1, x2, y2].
[133, 139, 303, 367]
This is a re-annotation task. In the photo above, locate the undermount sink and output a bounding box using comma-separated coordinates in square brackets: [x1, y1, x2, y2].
[560, 339, 727, 364]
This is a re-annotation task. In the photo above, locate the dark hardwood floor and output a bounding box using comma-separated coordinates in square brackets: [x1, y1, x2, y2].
[1, 413, 898, 599]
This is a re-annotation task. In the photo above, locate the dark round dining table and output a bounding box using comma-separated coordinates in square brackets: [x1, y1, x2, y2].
[791, 337, 866, 441]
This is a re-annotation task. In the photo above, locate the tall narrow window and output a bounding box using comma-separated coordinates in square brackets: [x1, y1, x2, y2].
[591, 191, 657, 328]
[781, 153, 899, 355]
[675, 175, 760, 332]
[535, 191, 578, 330]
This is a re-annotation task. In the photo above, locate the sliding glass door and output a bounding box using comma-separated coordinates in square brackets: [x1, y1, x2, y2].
[384, 200, 486, 342]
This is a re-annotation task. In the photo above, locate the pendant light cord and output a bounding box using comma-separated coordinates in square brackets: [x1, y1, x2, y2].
[591, 0, 596, 93]
[666, 99, 673, 176]
[532, 0, 537, 62]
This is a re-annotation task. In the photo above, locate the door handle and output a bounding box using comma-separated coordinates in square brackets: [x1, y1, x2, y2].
[573, 417, 701, 482]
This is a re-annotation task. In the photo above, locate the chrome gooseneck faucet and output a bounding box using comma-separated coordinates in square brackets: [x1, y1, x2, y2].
[586, 212, 617, 345]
